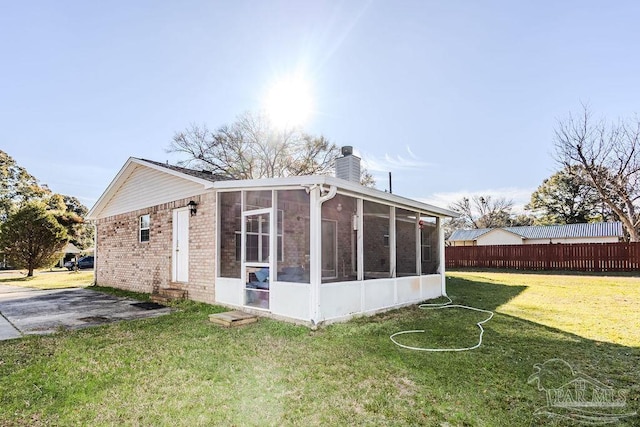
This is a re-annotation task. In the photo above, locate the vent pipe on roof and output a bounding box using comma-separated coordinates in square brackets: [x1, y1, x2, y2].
[335, 146, 361, 183]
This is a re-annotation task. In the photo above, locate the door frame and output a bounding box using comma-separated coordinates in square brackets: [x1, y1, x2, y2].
[172, 207, 190, 283]
[241, 207, 272, 309]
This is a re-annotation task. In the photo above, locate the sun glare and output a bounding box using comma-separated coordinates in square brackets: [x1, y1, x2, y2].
[264, 74, 314, 129]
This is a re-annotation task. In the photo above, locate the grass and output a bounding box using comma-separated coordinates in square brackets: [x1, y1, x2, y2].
[0, 269, 94, 289]
[448, 271, 640, 347]
[0, 273, 638, 426]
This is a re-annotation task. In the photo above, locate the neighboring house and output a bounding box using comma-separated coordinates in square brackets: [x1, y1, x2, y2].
[63, 242, 82, 254]
[448, 222, 624, 246]
[86, 150, 458, 326]
[58, 242, 82, 267]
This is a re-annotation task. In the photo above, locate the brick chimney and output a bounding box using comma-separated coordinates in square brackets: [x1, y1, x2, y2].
[335, 146, 361, 183]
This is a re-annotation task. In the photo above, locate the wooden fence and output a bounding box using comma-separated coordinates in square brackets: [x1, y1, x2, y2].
[445, 242, 640, 272]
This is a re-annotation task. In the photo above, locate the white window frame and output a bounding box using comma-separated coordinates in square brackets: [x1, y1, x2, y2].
[139, 214, 150, 243]
[235, 209, 284, 262]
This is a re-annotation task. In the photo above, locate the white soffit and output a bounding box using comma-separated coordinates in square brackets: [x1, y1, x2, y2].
[214, 175, 459, 218]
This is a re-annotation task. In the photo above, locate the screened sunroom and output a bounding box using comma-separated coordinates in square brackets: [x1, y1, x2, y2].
[214, 175, 456, 326]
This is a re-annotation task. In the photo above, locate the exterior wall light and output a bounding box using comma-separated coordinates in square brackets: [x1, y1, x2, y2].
[187, 200, 198, 216]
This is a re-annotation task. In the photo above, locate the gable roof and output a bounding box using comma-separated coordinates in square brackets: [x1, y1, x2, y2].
[88, 157, 460, 220]
[87, 158, 226, 219]
[448, 228, 492, 241]
[63, 242, 82, 254]
[448, 222, 623, 242]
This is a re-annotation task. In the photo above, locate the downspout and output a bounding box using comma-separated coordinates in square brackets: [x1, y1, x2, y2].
[92, 221, 97, 286]
[437, 217, 447, 296]
[317, 185, 337, 204]
[306, 184, 337, 326]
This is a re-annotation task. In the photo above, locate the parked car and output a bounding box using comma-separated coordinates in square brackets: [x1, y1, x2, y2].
[64, 260, 76, 270]
[77, 256, 94, 269]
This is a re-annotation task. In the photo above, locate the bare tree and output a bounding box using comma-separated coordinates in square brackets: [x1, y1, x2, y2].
[448, 195, 514, 229]
[554, 105, 640, 241]
[169, 111, 340, 180]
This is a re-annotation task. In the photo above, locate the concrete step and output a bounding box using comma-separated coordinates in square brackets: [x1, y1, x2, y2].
[151, 287, 187, 304]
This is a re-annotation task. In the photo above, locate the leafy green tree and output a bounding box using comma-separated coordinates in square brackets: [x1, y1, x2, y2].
[0, 150, 49, 221]
[0, 202, 68, 276]
[0, 151, 92, 249]
[47, 194, 93, 249]
[62, 195, 94, 249]
[526, 167, 606, 225]
[169, 111, 375, 186]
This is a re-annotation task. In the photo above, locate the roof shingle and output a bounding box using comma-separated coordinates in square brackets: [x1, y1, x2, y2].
[139, 158, 231, 183]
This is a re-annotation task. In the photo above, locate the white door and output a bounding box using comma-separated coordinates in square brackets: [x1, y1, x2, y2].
[172, 208, 189, 282]
[242, 209, 271, 310]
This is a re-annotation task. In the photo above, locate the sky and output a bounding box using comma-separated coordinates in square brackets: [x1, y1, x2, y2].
[2, 1, 640, 212]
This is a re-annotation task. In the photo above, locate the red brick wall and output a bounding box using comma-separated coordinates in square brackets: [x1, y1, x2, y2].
[218, 192, 241, 278]
[363, 215, 390, 274]
[421, 221, 440, 274]
[95, 192, 216, 303]
[218, 190, 313, 279]
[186, 192, 216, 302]
[278, 190, 310, 274]
[322, 194, 357, 281]
[396, 218, 417, 274]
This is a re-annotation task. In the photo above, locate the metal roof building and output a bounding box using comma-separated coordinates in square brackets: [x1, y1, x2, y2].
[448, 222, 624, 246]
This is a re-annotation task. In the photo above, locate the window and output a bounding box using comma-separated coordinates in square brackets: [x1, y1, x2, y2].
[235, 210, 284, 262]
[321, 220, 338, 279]
[321, 194, 357, 283]
[245, 213, 270, 262]
[139, 214, 150, 242]
[396, 208, 417, 276]
[421, 244, 431, 262]
[363, 200, 391, 279]
[420, 217, 439, 274]
[277, 189, 311, 284]
[383, 224, 390, 247]
[218, 192, 241, 278]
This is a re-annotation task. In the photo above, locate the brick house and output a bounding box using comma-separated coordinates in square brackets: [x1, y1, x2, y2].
[87, 153, 458, 326]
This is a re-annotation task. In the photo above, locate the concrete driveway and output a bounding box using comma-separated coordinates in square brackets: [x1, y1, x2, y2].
[0, 284, 171, 341]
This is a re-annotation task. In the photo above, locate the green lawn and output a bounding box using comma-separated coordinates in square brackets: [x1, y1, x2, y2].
[0, 272, 638, 426]
[0, 269, 94, 289]
[448, 271, 640, 347]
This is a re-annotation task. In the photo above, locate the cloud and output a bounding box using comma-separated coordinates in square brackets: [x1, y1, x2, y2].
[360, 146, 434, 173]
